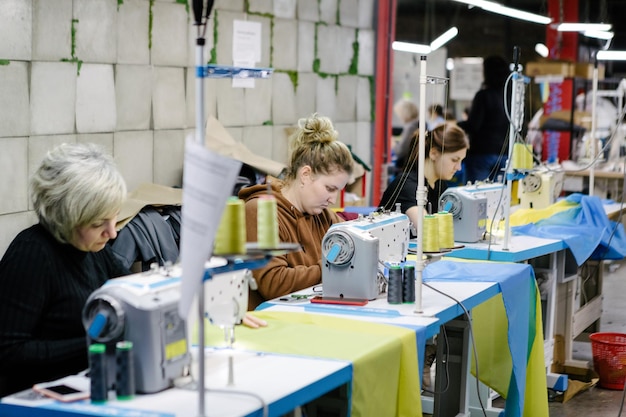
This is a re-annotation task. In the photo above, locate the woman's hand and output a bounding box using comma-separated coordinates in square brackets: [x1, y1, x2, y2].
[241, 313, 268, 329]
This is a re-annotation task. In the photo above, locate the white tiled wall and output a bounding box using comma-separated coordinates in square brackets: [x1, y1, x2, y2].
[0, 0, 376, 257]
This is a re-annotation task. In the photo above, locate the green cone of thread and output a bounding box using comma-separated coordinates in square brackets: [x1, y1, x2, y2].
[214, 197, 246, 255]
[257, 194, 279, 248]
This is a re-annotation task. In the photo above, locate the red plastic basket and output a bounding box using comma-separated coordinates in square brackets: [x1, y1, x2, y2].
[589, 332, 626, 390]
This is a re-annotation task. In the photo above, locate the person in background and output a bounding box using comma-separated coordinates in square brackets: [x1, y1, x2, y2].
[427, 104, 445, 131]
[379, 123, 469, 233]
[458, 55, 511, 183]
[392, 98, 421, 172]
[239, 114, 354, 310]
[379, 123, 468, 387]
[0, 143, 129, 396]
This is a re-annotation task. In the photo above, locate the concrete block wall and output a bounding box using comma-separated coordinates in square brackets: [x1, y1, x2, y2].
[0, 0, 376, 257]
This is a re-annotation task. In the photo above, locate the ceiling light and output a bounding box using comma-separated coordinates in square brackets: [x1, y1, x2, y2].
[556, 23, 612, 32]
[452, 0, 552, 25]
[430, 27, 459, 51]
[596, 50, 626, 61]
[583, 30, 614, 40]
[392, 41, 431, 54]
[534, 43, 549, 58]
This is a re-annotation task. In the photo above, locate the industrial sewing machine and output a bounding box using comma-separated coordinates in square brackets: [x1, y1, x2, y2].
[321, 211, 411, 300]
[439, 182, 509, 243]
[518, 167, 564, 210]
[82, 261, 251, 393]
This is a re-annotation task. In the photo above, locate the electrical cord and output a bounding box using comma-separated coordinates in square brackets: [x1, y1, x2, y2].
[422, 281, 488, 417]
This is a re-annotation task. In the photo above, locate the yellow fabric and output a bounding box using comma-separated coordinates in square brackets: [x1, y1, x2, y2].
[199, 311, 422, 417]
[509, 199, 578, 226]
[471, 288, 549, 417]
[471, 293, 513, 397]
[522, 290, 550, 417]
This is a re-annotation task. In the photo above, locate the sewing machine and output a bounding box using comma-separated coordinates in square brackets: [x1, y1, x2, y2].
[438, 185, 495, 243]
[321, 211, 411, 300]
[518, 167, 564, 210]
[82, 261, 250, 393]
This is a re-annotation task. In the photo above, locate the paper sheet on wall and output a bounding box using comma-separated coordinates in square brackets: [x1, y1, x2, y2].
[232, 20, 261, 89]
[178, 138, 242, 319]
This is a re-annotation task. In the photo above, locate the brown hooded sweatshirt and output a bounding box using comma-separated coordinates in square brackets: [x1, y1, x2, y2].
[238, 181, 343, 310]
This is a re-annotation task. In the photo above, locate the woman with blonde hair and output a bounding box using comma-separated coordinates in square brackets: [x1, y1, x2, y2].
[239, 114, 354, 309]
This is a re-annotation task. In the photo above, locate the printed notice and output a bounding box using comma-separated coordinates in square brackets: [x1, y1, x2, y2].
[178, 138, 242, 318]
[232, 20, 261, 88]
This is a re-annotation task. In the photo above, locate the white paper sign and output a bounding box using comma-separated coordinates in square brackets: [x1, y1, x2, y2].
[232, 20, 261, 89]
[233, 20, 261, 62]
[178, 138, 242, 318]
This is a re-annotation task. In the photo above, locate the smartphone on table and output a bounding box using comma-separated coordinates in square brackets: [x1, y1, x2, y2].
[310, 296, 368, 306]
[32, 381, 90, 402]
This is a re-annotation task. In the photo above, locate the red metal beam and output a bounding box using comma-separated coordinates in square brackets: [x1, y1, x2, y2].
[372, 0, 397, 205]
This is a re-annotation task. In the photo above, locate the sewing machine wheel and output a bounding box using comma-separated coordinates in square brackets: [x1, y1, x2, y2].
[439, 193, 462, 219]
[521, 173, 542, 193]
[322, 230, 355, 266]
[82, 294, 125, 343]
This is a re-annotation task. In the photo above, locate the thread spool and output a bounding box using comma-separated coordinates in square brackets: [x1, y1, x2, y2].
[387, 265, 403, 304]
[257, 194, 279, 249]
[512, 143, 534, 170]
[115, 341, 135, 400]
[402, 264, 416, 303]
[436, 211, 455, 249]
[214, 197, 246, 255]
[88, 343, 108, 403]
[422, 215, 440, 253]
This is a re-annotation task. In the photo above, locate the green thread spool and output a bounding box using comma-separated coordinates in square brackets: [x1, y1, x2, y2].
[214, 197, 246, 255]
[422, 215, 440, 253]
[257, 194, 279, 249]
[436, 211, 454, 249]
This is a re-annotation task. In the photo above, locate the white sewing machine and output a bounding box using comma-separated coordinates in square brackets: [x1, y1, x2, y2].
[439, 182, 512, 243]
[518, 167, 564, 210]
[321, 211, 411, 300]
[82, 260, 251, 393]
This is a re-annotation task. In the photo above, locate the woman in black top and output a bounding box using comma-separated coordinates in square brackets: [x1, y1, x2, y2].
[379, 123, 469, 233]
[0, 143, 129, 396]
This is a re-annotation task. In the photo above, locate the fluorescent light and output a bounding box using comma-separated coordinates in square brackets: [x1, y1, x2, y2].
[534, 43, 549, 58]
[430, 27, 458, 51]
[556, 23, 612, 32]
[453, 0, 552, 25]
[392, 41, 431, 54]
[596, 50, 626, 61]
[583, 30, 614, 40]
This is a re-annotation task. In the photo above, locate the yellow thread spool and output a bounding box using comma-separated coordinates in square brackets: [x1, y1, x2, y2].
[512, 143, 534, 170]
[214, 197, 246, 255]
[436, 211, 455, 249]
[257, 194, 279, 249]
[422, 215, 439, 253]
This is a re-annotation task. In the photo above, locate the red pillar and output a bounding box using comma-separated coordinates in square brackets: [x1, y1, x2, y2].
[372, 0, 396, 205]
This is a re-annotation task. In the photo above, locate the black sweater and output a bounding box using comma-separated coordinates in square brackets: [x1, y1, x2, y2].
[0, 224, 128, 395]
[379, 168, 448, 214]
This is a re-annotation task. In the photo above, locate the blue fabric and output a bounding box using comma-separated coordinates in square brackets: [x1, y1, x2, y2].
[511, 194, 626, 265]
[423, 260, 535, 417]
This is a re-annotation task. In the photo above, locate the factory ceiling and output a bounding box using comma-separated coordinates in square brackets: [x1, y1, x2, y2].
[395, 0, 626, 77]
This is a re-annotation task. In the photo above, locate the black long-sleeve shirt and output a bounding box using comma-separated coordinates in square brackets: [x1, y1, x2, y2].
[458, 87, 510, 156]
[379, 168, 448, 214]
[0, 224, 128, 396]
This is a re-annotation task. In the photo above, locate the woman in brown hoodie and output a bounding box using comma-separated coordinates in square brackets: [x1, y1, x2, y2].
[239, 114, 354, 310]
